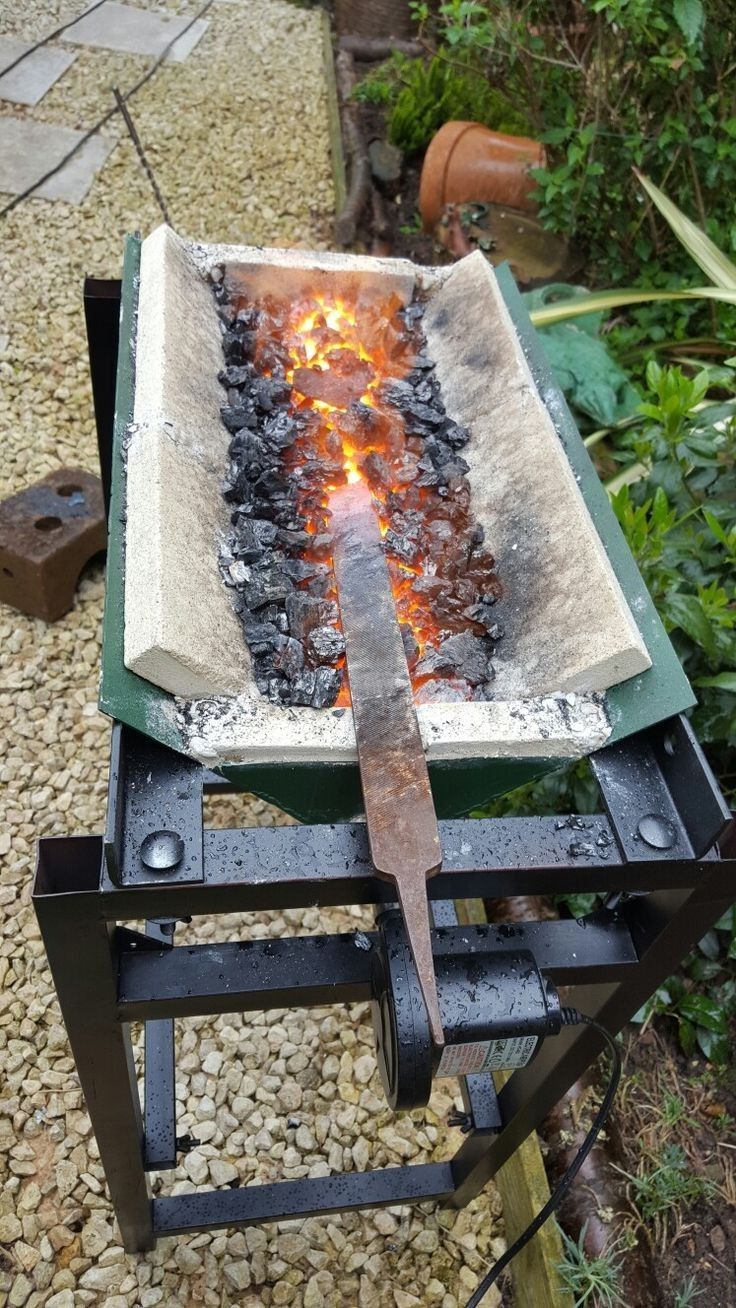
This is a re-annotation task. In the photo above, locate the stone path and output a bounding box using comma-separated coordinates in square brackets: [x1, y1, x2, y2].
[0, 38, 77, 107]
[60, 2, 209, 63]
[0, 2, 208, 203]
[0, 116, 115, 203]
[0, 3, 504, 1305]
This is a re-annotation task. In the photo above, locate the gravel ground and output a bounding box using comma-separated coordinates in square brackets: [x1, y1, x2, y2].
[0, 3, 504, 1305]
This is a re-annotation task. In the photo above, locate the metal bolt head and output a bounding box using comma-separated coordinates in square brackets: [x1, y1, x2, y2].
[140, 829, 184, 873]
[637, 814, 677, 850]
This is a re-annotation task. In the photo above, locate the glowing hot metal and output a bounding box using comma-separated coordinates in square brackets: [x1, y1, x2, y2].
[329, 480, 444, 1048]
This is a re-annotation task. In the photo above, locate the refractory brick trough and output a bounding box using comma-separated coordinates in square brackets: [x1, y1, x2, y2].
[122, 226, 651, 767]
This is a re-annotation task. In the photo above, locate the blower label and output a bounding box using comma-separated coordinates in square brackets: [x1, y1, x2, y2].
[436, 1035, 538, 1078]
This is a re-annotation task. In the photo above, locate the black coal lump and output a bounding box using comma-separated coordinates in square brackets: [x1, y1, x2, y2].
[307, 625, 345, 665]
[436, 633, 494, 686]
[312, 667, 342, 707]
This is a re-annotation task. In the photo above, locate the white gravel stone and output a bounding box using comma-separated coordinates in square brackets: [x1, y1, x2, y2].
[0, 1213, 23, 1241]
[224, 1260, 252, 1291]
[78, 1265, 125, 1292]
[174, 1245, 203, 1274]
[202, 1051, 224, 1075]
[208, 1158, 238, 1186]
[183, 1151, 209, 1185]
[46, 1292, 75, 1308]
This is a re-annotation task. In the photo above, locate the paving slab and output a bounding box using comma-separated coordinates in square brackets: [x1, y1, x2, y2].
[61, 1, 208, 62]
[0, 36, 78, 106]
[0, 116, 115, 203]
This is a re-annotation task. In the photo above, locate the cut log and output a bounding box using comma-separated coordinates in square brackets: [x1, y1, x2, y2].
[334, 51, 371, 246]
[339, 35, 424, 59]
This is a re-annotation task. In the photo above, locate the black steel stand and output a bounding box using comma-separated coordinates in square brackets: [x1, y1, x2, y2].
[34, 714, 734, 1252]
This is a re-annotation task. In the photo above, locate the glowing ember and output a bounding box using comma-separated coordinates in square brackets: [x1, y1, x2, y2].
[213, 271, 502, 708]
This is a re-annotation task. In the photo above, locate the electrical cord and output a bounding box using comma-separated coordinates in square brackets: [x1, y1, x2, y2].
[0, 0, 108, 82]
[0, 0, 216, 219]
[465, 1009, 622, 1308]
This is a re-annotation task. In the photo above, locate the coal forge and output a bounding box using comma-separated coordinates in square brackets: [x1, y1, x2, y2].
[123, 229, 654, 772]
[213, 274, 502, 710]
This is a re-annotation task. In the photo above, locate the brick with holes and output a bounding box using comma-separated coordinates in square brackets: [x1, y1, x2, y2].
[0, 468, 105, 621]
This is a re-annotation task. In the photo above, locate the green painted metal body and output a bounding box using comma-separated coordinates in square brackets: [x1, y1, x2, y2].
[99, 237, 695, 823]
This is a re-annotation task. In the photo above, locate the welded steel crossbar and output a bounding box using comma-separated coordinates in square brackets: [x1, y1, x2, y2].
[33, 713, 735, 1253]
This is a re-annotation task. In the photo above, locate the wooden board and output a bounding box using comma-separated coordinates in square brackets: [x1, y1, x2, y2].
[455, 897, 572, 1308]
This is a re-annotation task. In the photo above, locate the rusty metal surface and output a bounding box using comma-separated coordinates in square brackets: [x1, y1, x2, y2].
[329, 482, 444, 1047]
[0, 468, 106, 622]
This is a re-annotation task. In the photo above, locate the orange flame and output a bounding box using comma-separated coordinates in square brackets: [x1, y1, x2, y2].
[236, 286, 498, 705]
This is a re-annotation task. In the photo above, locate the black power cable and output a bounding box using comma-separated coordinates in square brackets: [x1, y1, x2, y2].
[465, 1009, 622, 1308]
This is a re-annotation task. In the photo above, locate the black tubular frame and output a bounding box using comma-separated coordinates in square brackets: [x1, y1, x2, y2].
[33, 713, 734, 1252]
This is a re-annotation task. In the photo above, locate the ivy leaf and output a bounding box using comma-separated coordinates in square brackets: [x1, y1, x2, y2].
[673, 0, 704, 45]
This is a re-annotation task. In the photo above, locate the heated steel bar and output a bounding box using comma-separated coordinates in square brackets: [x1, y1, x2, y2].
[330, 481, 444, 1046]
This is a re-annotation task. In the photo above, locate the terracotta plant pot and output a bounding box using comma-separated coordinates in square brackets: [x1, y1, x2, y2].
[419, 121, 545, 231]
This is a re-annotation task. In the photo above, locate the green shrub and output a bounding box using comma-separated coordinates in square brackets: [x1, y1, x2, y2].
[354, 53, 531, 155]
[411, 0, 736, 321]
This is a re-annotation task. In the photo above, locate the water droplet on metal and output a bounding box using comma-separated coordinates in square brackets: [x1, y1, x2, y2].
[637, 814, 677, 850]
[140, 829, 184, 872]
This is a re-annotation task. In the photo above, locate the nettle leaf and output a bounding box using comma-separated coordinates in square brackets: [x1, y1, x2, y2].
[673, 0, 705, 45]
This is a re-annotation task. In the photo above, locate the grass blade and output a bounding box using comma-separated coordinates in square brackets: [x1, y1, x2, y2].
[529, 286, 736, 327]
[635, 169, 736, 290]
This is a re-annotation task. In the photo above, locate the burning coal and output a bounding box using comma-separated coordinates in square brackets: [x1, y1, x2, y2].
[212, 268, 502, 709]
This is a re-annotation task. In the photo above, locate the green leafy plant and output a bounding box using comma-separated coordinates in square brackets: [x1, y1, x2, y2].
[352, 52, 409, 106]
[523, 284, 641, 427]
[399, 210, 423, 237]
[674, 1276, 705, 1308]
[528, 173, 736, 330]
[635, 907, 736, 1061]
[608, 364, 736, 764]
[619, 1143, 714, 1223]
[556, 1221, 627, 1307]
[412, 0, 736, 340]
[355, 52, 531, 155]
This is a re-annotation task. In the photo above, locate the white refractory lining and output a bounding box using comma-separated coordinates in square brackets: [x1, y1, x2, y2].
[125, 226, 651, 766]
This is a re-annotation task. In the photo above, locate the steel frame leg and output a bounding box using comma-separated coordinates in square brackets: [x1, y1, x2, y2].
[34, 837, 153, 1251]
[450, 866, 734, 1206]
[33, 719, 735, 1252]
